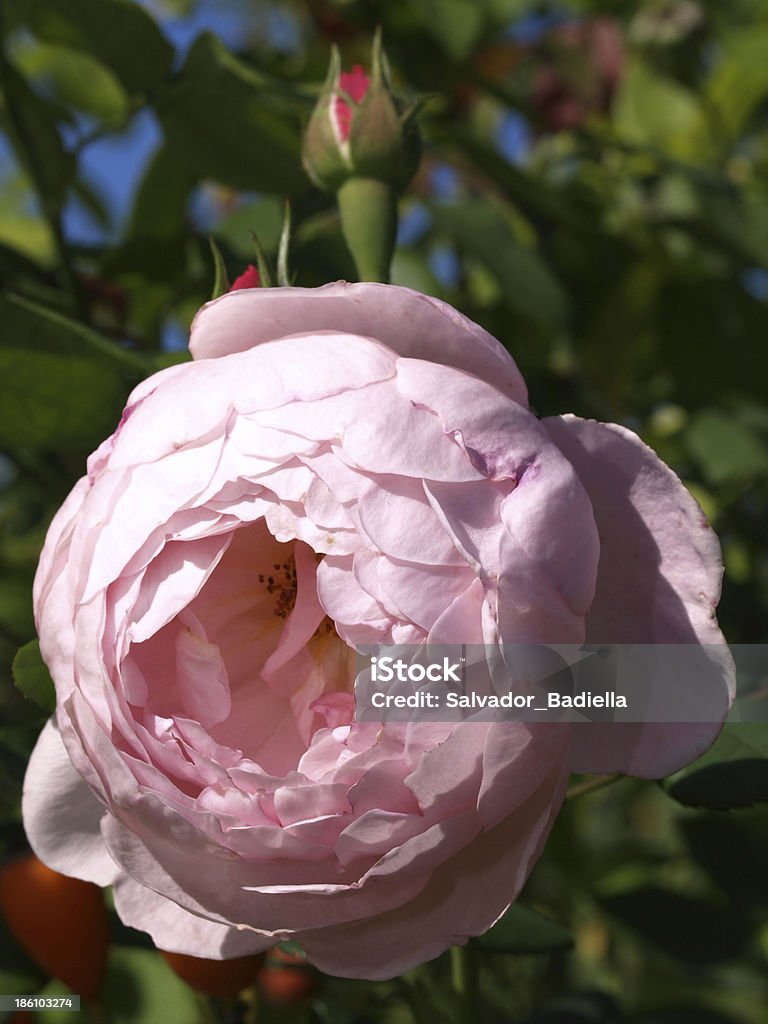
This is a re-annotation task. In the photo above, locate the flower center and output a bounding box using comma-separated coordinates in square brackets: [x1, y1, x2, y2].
[130, 520, 357, 775]
[259, 557, 298, 620]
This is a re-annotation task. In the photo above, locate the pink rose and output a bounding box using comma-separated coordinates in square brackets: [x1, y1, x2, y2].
[24, 283, 731, 978]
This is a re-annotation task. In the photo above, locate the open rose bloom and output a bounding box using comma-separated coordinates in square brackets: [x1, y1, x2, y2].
[24, 284, 732, 978]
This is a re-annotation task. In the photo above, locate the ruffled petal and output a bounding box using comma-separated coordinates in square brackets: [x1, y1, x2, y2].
[112, 877, 274, 958]
[189, 282, 528, 405]
[22, 719, 120, 886]
[544, 415, 734, 776]
[298, 754, 567, 979]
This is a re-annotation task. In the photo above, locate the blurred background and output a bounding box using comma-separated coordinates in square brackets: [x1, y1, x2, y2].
[1, 1, 767, 1021]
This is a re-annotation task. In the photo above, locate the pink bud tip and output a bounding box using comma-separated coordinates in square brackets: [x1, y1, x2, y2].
[229, 265, 261, 291]
[334, 64, 370, 142]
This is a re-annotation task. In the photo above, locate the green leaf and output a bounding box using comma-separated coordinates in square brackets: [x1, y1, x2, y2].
[483, 0, 532, 23]
[72, 176, 112, 231]
[0, 57, 74, 214]
[600, 885, 750, 964]
[432, 199, 569, 328]
[453, 133, 594, 232]
[475, 903, 573, 955]
[105, 946, 204, 1024]
[0, 294, 141, 452]
[12, 639, 55, 712]
[13, 40, 129, 125]
[0, 208, 55, 265]
[126, 141, 196, 242]
[659, 278, 768, 406]
[0, 727, 34, 814]
[686, 409, 768, 485]
[155, 33, 306, 194]
[6, 0, 174, 95]
[109, 139, 196, 309]
[212, 194, 284, 259]
[689, 183, 768, 267]
[0, 348, 126, 451]
[707, 27, 768, 144]
[0, 571, 35, 638]
[528, 992, 621, 1024]
[664, 725, 768, 809]
[681, 814, 768, 911]
[37, 947, 203, 1023]
[0, 293, 146, 371]
[152, 350, 192, 371]
[629, 1012, 743, 1024]
[391, 249, 443, 295]
[419, 0, 485, 61]
[613, 57, 710, 161]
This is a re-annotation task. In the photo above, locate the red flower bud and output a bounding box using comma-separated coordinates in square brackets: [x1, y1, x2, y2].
[229, 265, 262, 291]
[302, 34, 421, 194]
[333, 65, 370, 143]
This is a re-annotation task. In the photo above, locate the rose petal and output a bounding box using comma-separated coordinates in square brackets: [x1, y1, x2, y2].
[299, 756, 567, 979]
[112, 876, 274, 958]
[22, 719, 120, 886]
[544, 415, 734, 776]
[189, 283, 528, 404]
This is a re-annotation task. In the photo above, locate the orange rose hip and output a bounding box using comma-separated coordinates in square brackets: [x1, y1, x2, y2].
[0, 853, 109, 999]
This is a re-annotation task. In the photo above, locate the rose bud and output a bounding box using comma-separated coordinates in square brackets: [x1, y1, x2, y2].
[23, 283, 732, 980]
[0, 853, 109, 999]
[302, 40, 420, 193]
[229, 265, 261, 291]
[302, 35, 422, 281]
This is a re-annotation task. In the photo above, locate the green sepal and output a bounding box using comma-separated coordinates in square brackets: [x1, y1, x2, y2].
[208, 236, 230, 298]
[249, 231, 274, 288]
[277, 200, 292, 287]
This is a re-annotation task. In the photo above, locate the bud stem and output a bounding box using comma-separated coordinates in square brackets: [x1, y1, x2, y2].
[337, 177, 397, 284]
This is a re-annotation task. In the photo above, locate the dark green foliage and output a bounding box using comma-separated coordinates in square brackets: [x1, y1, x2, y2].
[12, 639, 55, 712]
[476, 904, 574, 955]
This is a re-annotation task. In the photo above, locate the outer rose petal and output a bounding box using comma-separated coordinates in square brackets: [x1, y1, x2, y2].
[32, 478, 89, 619]
[22, 719, 120, 886]
[544, 415, 734, 777]
[112, 877, 273, 959]
[188, 282, 528, 405]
